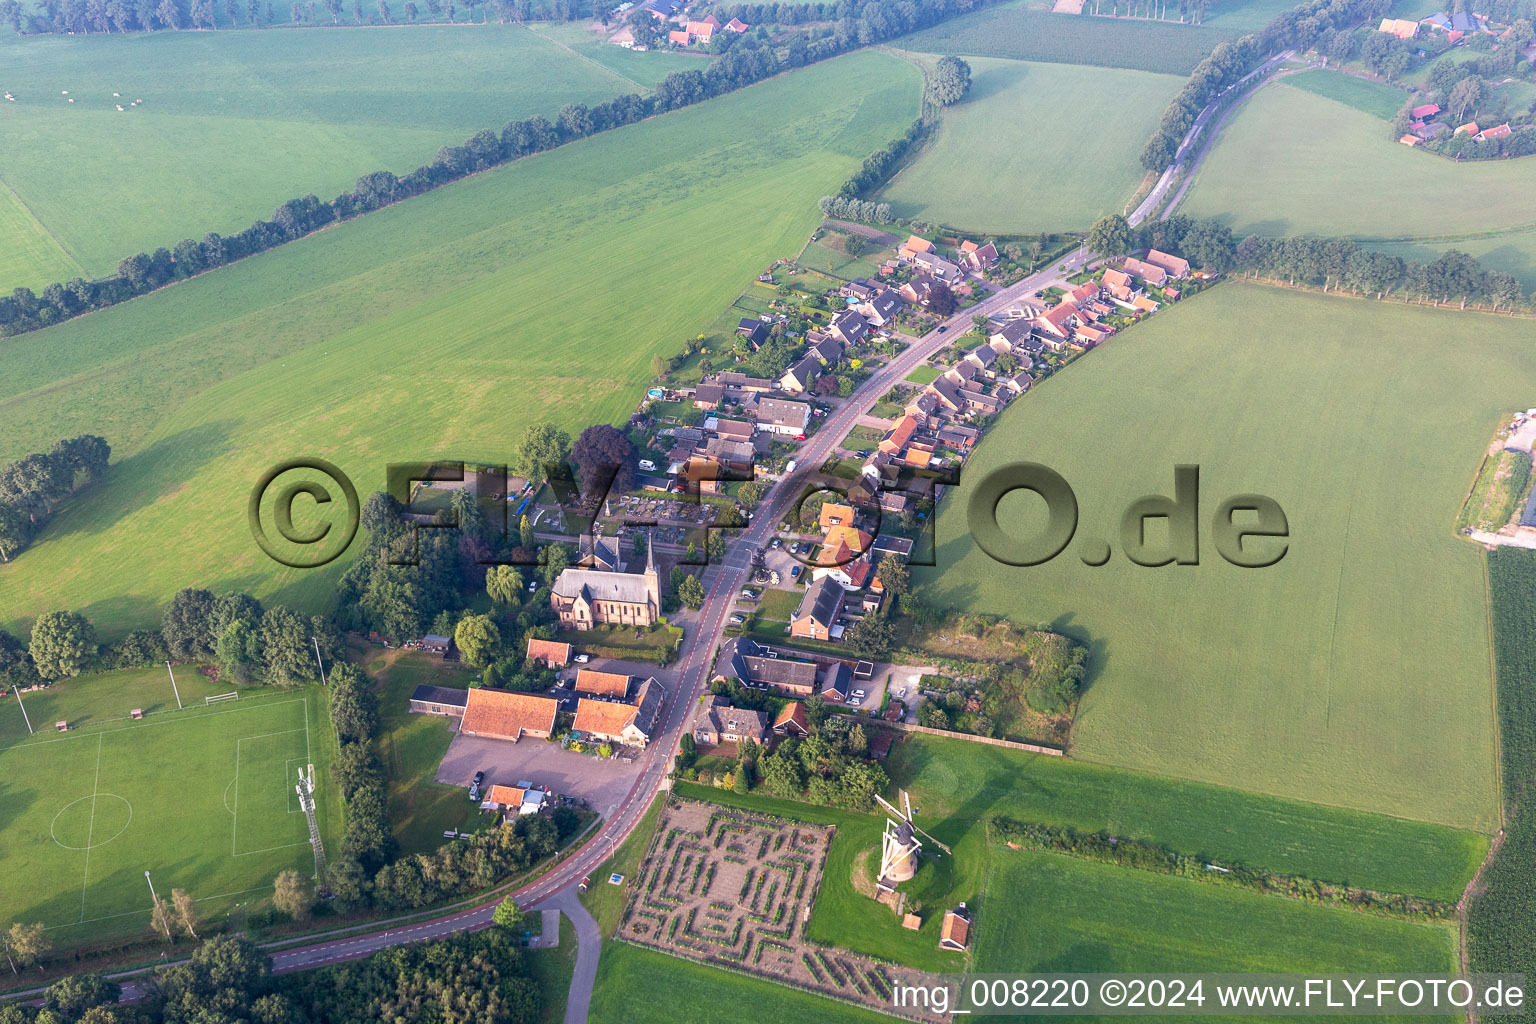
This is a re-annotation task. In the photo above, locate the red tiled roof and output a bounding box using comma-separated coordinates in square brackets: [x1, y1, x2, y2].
[461, 689, 558, 740]
[576, 669, 632, 697]
[526, 637, 571, 666]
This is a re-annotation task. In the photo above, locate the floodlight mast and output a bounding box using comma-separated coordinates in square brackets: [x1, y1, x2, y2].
[13, 687, 33, 734]
[311, 638, 328, 685]
[165, 661, 183, 709]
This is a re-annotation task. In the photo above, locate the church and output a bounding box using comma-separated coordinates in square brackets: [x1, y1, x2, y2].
[550, 532, 661, 630]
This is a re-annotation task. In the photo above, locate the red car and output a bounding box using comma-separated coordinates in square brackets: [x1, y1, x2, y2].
[794, 434, 807, 441]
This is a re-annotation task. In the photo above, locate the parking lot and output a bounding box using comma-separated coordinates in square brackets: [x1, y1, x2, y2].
[434, 733, 646, 817]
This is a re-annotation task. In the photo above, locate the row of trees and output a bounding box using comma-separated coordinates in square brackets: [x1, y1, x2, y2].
[1140, 0, 1394, 172]
[0, 930, 542, 1024]
[0, 435, 110, 563]
[0, 0, 581, 35]
[0, 0, 1000, 338]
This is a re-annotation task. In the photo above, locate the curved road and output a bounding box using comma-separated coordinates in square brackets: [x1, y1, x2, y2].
[23, 252, 1096, 1017]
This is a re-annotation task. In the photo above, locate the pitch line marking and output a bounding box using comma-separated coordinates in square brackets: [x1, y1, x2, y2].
[79, 735, 103, 922]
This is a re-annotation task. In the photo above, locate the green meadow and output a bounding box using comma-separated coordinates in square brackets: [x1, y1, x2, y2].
[0, 669, 338, 945]
[1181, 85, 1536, 238]
[917, 283, 1511, 829]
[978, 850, 1456, 979]
[0, 24, 673, 284]
[1281, 68, 1410, 121]
[0, 50, 922, 637]
[901, 1, 1239, 75]
[1367, 227, 1536, 296]
[879, 57, 1184, 233]
[0, 180, 83, 290]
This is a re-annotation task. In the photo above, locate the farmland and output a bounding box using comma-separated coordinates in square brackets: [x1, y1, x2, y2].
[0, 50, 922, 638]
[902, 1, 1239, 75]
[1367, 228, 1536, 295]
[589, 942, 892, 1024]
[0, 25, 671, 284]
[879, 57, 1184, 233]
[977, 851, 1456, 978]
[0, 179, 82, 291]
[916, 282, 1515, 830]
[1280, 68, 1409, 121]
[0, 670, 338, 946]
[1181, 85, 1536, 238]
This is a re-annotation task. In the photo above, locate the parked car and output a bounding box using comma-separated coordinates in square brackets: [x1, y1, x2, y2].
[851, 689, 865, 700]
[771, 538, 782, 548]
[790, 565, 802, 579]
[848, 697, 862, 707]
[472, 770, 486, 787]
[789, 542, 800, 554]
[638, 459, 657, 472]
[468, 783, 481, 801]
[574, 653, 590, 664]
[794, 434, 807, 441]
[528, 580, 539, 592]
[729, 614, 745, 624]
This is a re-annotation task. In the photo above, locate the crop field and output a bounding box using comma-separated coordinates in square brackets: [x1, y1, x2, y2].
[888, 734, 1486, 901]
[879, 57, 1183, 233]
[902, 1, 1238, 75]
[590, 942, 893, 1024]
[917, 283, 1517, 830]
[0, 25, 658, 283]
[977, 851, 1457, 979]
[1181, 86, 1536, 238]
[1200, 0, 1302, 28]
[0, 670, 337, 945]
[0, 51, 922, 638]
[1281, 68, 1408, 120]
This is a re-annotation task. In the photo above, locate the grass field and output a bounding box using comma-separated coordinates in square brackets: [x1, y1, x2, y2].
[902, 1, 1238, 75]
[0, 50, 922, 638]
[590, 942, 893, 1024]
[917, 282, 1514, 830]
[0, 670, 337, 945]
[879, 57, 1183, 233]
[524, 21, 707, 89]
[0, 179, 83, 290]
[1367, 227, 1536, 295]
[367, 650, 474, 855]
[1281, 68, 1409, 120]
[888, 734, 1486, 902]
[1181, 85, 1536, 238]
[1200, 0, 1303, 28]
[977, 850, 1457, 978]
[0, 25, 658, 284]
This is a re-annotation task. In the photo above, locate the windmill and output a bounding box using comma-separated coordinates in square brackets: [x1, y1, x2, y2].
[873, 790, 950, 893]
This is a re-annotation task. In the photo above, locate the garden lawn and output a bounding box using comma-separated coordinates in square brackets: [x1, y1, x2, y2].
[1281, 68, 1409, 121]
[0, 50, 923, 639]
[0, 179, 82, 291]
[977, 850, 1457, 982]
[1181, 85, 1536, 238]
[901, 1, 1238, 75]
[590, 942, 893, 1024]
[367, 650, 474, 855]
[0, 24, 649, 282]
[582, 793, 666, 936]
[879, 57, 1184, 234]
[918, 282, 1513, 831]
[0, 673, 338, 947]
[888, 734, 1486, 902]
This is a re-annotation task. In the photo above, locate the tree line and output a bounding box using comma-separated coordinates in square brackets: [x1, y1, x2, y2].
[0, 435, 110, 563]
[0, 0, 582, 35]
[1140, 0, 1394, 173]
[0, 929, 542, 1024]
[0, 0, 1001, 338]
[1090, 211, 1528, 310]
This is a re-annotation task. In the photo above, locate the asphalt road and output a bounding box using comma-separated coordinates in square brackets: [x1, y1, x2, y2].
[20, 256, 1097, 1017]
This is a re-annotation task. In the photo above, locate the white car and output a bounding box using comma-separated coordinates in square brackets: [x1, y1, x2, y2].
[574, 654, 590, 663]
[639, 459, 657, 472]
[528, 581, 539, 592]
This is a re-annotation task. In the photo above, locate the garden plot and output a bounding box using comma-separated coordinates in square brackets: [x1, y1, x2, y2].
[619, 797, 951, 1021]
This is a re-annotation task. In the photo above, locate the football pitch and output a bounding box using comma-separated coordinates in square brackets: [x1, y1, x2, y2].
[0, 678, 335, 943]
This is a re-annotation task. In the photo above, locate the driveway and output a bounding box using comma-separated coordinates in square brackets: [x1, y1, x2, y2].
[434, 734, 645, 817]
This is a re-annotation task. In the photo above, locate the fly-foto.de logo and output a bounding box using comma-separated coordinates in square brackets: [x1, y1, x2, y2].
[966, 464, 1290, 569]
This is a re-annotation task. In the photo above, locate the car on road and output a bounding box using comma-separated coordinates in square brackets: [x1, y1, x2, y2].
[936, 325, 947, 333]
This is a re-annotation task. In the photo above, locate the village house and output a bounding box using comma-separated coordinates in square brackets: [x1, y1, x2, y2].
[572, 677, 665, 747]
[525, 637, 571, 669]
[460, 688, 559, 742]
[912, 250, 962, 284]
[714, 371, 776, 393]
[1377, 16, 1419, 37]
[857, 289, 904, 327]
[574, 668, 634, 699]
[712, 637, 818, 695]
[723, 16, 748, 31]
[408, 684, 468, 719]
[693, 695, 769, 746]
[692, 382, 725, 410]
[879, 414, 920, 455]
[1035, 302, 1079, 347]
[898, 234, 933, 259]
[899, 274, 935, 306]
[484, 783, 548, 817]
[989, 318, 1043, 360]
[736, 316, 771, 348]
[551, 535, 661, 630]
[1101, 268, 1142, 302]
[1120, 256, 1169, 288]
[927, 375, 965, 415]
[1143, 248, 1191, 279]
[1478, 123, 1512, 141]
[791, 576, 846, 641]
[685, 13, 719, 39]
[807, 333, 843, 364]
[773, 701, 810, 737]
[755, 396, 812, 435]
[779, 355, 821, 394]
[957, 239, 998, 273]
[828, 310, 870, 346]
[713, 417, 754, 443]
[667, 28, 690, 45]
[701, 436, 756, 474]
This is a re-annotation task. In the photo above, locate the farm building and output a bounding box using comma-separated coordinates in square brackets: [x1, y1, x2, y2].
[571, 677, 665, 747]
[526, 637, 571, 668]
[460, 688, 559, 742]
[940, 905, 972, 950]
[773, 701, 810, 737]
[575, 669, 634, 699]
[408, 685, 468, 718]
